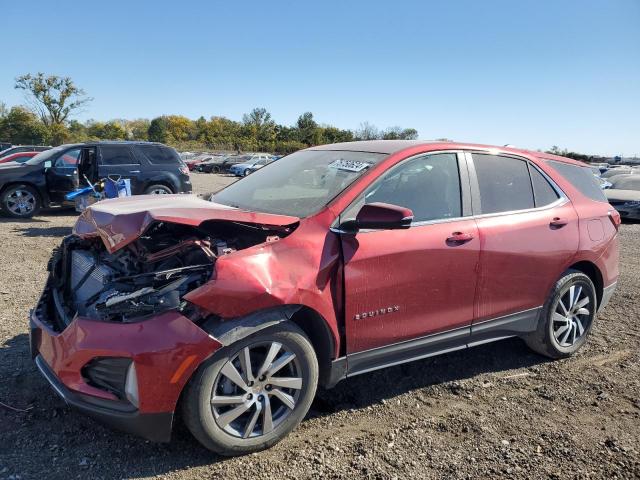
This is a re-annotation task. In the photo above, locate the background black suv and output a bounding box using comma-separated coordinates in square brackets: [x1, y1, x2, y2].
[0, 141, 191, 218]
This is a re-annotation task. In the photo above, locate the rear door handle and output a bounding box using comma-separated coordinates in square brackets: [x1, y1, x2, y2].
[447, 231, 474, 243]
[129, 170, 141, 174]
[550, 217, 568, 228]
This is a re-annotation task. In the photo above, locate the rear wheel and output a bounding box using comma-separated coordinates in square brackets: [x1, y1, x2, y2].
[1, 184, 41, 218]
[144, 184, 173, 195]
[211, 165, 221, 174]
[525, 270, 597, 358]
[182, 323, 318, 456]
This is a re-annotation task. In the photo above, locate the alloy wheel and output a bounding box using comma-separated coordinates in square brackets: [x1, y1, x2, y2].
[149, 187, 171, 194]
[211, 341, 303, 439]
[6, 189, 36, 215]
[552, 283, 593, 347]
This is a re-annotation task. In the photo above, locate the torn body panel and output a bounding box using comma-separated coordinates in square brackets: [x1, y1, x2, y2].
[184, 209, 344, 358]
[74, 194, 300, 253]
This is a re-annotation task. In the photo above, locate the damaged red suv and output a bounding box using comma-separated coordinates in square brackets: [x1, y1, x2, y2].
[30, 141, 619, 455]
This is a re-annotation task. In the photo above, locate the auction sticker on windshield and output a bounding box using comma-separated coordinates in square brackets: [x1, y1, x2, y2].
[328, 159, 372, 172]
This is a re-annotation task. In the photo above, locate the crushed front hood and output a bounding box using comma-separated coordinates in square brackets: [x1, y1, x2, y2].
[73, 194, 300, 253]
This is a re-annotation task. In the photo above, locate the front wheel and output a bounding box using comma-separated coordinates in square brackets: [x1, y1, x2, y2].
[1, 184, 41, 218]
[243, 169, 251, 177]
[144, 184, 173, 195]
[525, 270, 597, 358]
[182, 323, 318, 456]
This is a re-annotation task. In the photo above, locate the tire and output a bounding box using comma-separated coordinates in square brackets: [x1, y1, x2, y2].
[525, 270, 597, 359]
[144, 184, 173, 195]
[244, 169, 251, 177]
[182, 322, 318, 456]
[212, 166, 221, 174]
[1, 184, 41, 219]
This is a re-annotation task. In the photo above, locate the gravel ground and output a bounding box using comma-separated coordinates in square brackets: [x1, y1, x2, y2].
[1, 173, 639, 480]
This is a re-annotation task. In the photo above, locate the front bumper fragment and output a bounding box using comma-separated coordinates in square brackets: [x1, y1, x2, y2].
[35, 354, 173, 442]
[30, 282, 223, 441]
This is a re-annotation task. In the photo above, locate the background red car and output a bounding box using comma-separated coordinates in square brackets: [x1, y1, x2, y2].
[0, 151, 39, 164]
[30, 141, 619, 456]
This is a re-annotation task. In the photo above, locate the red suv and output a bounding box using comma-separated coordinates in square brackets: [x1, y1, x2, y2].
[30, 141, 619, 455]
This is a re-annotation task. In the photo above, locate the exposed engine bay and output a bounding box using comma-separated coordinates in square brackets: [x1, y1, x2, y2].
[48, 220, 290, 325]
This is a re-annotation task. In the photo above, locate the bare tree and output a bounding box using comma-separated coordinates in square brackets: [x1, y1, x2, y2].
[355, 121, 380, 140]
[15, 73, 92, 126]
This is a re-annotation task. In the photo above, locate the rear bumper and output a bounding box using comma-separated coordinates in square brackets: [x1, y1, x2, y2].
[180, 179, 192, 193]
[35, 354, 173, 442]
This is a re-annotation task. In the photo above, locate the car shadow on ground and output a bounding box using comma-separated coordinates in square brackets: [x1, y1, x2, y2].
[0, 208, 77, 224]
[0, 332, 548, 478]
[12, 225, 73, 237]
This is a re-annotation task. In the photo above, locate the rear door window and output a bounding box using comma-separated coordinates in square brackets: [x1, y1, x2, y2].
[473, 154, 534, 214]
[136, 145, 181, 165]
[99, 146, 138, 165]
[546, 160, 607, 202]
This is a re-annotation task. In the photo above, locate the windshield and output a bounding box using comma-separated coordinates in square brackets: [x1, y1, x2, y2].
[213, 149, 387, 217]
[24, 145, 68, 165]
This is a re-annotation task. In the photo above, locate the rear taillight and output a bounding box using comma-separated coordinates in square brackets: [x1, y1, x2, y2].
[179, 166, 189, 175]
[608, 210, 621, 230]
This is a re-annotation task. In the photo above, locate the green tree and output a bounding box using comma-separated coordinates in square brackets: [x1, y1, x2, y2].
[382, 126, 419, 140]
[242, 107, 276, 149]
[0, 106, 48, 144]
[125, 119, 150, 140]
[296, 112, 319, 145]
[321, 126, 354, 144]
[164, 115, 195, 142]
[148, 116, 170, 142]
[86, 120, 126, 140]
[204, 116, 242, 149]
[15, 73, 92, 126]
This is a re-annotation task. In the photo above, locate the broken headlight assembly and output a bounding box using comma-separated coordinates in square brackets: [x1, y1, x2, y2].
[48, 220, 284, 325]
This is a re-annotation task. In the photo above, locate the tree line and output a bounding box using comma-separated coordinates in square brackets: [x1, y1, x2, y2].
[0, 73, 418, 153]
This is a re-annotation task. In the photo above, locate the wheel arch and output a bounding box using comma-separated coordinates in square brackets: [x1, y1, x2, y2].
[197, 304, 338, 388]
[567, 260, 603, 308]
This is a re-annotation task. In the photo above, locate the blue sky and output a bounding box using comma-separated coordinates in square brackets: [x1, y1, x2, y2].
[3, 0, 639, 155]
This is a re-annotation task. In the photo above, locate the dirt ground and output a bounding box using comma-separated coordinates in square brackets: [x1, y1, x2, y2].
[1, 173, 639, 480]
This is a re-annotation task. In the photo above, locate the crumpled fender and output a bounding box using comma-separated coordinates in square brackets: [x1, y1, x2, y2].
[184, 211, 343, 357]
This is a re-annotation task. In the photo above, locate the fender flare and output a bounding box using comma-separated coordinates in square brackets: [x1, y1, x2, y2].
[200, 305, 302, 346]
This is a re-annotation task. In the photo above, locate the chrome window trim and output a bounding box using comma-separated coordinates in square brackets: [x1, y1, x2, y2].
[330, 149, 572, 234]
[466, 150, 570, 218]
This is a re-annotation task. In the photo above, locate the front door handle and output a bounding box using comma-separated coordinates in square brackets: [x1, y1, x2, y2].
[550, 217, 568, 228]
[129, 170, 141, 174]
[447, 231, 474, 243]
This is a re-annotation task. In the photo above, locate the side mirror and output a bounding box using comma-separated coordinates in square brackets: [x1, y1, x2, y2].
[340, 202, 413, 232]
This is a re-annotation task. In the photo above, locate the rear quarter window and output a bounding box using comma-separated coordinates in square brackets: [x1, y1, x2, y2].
[546, 160, 607, 203]
[136, 145, 182, 165]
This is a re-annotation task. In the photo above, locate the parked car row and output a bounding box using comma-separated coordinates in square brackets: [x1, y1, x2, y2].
[0, 141, 191, 218]
[180, 152, 281, 175]
[589, 162, 640, 220]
